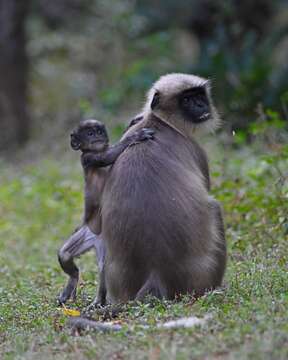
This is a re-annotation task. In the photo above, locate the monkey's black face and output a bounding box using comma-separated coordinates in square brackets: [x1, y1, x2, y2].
[70, 122, 109, 152]
[179, 87, 210, 124]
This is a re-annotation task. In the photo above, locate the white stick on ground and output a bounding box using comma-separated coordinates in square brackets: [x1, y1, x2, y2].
[158, 315, 210, 329]
[68, 314, 211, 332]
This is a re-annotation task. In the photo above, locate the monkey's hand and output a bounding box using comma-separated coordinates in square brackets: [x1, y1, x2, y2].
[129, 128, 154, 145]
[82, 152, 98, 169]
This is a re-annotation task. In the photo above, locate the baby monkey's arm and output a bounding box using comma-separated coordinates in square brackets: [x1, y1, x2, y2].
[82, 127, 154, 168]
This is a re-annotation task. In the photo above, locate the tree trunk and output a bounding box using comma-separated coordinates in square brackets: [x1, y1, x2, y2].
[0, 0, 30, 151]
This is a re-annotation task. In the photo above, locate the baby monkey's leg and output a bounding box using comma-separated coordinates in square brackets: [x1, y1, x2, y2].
[93, 232, 107, 306]
[58, 225, 97, 304]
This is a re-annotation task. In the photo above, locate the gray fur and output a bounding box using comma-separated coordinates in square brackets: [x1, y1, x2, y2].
[101, 73, 226, 303]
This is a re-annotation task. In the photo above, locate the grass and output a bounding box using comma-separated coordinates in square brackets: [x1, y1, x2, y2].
[0, 136, 287, 359]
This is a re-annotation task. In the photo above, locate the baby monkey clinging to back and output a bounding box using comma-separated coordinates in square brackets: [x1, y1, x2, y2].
[58, 119, 154, 305]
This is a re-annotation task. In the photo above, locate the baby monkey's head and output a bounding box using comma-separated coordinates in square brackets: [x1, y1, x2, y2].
[70, 119, 109, 152]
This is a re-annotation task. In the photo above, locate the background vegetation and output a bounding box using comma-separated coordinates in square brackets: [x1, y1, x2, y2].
[0, 0, 287, 359]
[1, 0, 288, 150]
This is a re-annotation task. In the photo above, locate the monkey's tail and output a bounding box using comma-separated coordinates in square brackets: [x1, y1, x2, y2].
[68, 317, 122, 333]
[135, 271, 167, 301]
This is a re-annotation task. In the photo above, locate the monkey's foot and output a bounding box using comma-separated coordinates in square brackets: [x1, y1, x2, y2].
[85, 298, 105, 312]
[58, 279, 78, 305]
[84, 303, 122, 320]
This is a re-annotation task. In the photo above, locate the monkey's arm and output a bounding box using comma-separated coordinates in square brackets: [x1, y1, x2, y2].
[82, 127, 154, 168]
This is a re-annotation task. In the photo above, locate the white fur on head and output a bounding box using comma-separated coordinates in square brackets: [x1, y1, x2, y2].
[80, 119, 103, 127]
[143, 73, 221, 137]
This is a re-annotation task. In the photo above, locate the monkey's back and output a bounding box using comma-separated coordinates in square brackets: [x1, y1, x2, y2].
[101, 123, 218, 302]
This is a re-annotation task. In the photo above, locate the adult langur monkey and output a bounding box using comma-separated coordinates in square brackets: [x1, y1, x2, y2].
[85, 73, 226, 304]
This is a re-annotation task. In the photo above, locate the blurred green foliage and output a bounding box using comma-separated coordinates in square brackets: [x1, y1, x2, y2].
[26, 0, 288, 139]
[196, 34, 288, 131]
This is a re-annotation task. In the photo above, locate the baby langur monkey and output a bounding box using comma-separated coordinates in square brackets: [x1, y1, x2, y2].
[57, 119, 154, 305]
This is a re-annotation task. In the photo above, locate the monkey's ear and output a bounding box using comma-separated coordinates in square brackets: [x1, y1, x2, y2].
[151, 91, 160, 110]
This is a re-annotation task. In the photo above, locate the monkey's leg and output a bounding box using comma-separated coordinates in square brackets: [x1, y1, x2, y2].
[97, 267, 107, 305]
[91, 233, 107, 306]
[208, 197, 227, 287]
[135, 272, 167, 301]
[87, 265, 107, 309]
[58, 225, 97, 304]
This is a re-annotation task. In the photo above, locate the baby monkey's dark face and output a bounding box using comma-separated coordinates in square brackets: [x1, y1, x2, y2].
[70, 119, 109, 152]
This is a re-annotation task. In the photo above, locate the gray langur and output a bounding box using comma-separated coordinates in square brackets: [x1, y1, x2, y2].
[57, 119, 154, 305]
[85, 73, 226, 304]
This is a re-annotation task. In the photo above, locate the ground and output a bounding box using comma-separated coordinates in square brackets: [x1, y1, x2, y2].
[0, 138, 287, 360]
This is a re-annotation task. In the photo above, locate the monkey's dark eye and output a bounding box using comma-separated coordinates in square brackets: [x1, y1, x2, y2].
[182, 96, 191, 105]
[96, 128, 103, 135]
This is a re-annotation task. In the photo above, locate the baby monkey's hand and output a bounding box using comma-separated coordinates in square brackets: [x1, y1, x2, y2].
[130, 128, 155, 145]
[81, 152, 96, 169]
